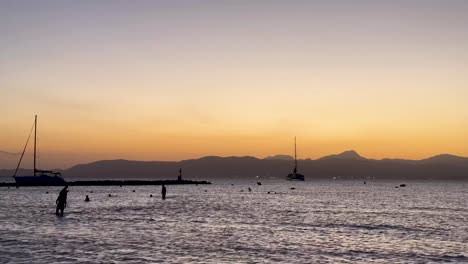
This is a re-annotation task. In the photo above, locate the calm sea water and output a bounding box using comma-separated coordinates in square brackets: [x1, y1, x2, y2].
[0, 180, 467, 263]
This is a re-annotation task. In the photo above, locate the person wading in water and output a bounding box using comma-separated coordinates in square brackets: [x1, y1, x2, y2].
[161, 184, 167, 200]
[56, 186, 68, 216]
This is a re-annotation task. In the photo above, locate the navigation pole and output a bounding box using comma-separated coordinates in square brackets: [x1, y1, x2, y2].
[34, 115, 37, 176]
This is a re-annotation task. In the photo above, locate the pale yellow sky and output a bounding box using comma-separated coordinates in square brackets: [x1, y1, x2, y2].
[1, 1, 468, 169]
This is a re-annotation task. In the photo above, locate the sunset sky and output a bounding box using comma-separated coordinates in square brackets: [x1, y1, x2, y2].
[1, 1, 467, 169]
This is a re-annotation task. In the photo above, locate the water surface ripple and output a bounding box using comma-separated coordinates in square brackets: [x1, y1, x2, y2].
[0, 181, 467, 263]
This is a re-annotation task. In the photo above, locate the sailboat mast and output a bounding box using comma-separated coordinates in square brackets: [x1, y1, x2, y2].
[294, 136, 297, 172]
[34, 115, 37, 176]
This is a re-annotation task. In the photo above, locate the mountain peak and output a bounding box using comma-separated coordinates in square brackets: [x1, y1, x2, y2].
[320, 150, 367, 160]
[421, 154, 468, 165]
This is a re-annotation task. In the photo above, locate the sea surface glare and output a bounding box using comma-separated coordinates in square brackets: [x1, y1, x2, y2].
[0, 181, 467, 263]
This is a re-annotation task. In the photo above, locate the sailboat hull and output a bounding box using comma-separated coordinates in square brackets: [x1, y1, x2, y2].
[14, 175, 66, 184]
[287, 173, 305, 181]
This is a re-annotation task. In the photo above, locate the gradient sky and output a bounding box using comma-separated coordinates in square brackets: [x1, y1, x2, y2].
[1, 1, 468, 169]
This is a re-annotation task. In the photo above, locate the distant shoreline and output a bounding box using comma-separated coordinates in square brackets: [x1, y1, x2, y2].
[0, 179, 211, 187]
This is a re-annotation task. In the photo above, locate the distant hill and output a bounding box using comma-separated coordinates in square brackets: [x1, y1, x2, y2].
[419, 154, 468, 165]
[1, 151, 467, 181]
[319, 150, 367, 161]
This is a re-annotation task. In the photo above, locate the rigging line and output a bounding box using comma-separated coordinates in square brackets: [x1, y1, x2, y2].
[13, 121, 35, 177]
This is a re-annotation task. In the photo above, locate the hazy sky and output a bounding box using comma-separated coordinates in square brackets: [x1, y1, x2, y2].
[1, 1, 467, 169]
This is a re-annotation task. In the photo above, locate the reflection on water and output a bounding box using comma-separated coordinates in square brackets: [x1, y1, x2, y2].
[0, 181, 467, 263]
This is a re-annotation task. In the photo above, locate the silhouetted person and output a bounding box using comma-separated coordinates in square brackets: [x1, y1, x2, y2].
[178, 168, 182, 181]
[161, 185, 167, 200]
[56, 186, 68, 216]
[248, 187, 251, 192]
[85, 195, 90, 202]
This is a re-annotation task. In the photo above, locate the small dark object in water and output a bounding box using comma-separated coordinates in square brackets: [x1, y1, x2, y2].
[204, 190, 207, 192]
[231, 184, 234, 186]
[46, 191, 49, 194]
[395, 186, 399, 188]
[400, 184, 406, 187]
[90, 191, 93, 193]
[240, 190, 244, 192]
[364, 181, 366, 184]
[132, 190, 135, 192]
[85, 195, 90, 202]
[257, 182, 262, 186]
[150, 194, 153, 197]
[108, 194, 112, 197]
[267, 191, 270, 194]
[290, 187, 295, 190]
[248, 187, 251, 192]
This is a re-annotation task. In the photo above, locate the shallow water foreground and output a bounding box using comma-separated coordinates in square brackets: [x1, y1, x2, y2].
[0, 181, 467, 263]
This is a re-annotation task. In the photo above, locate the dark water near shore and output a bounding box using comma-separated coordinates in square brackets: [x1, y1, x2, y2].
[0, 180, 467, 263]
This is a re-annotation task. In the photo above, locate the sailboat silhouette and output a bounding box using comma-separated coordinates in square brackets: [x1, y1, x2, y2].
[13, 115, 66, 185]
[287, 137, 305, 181]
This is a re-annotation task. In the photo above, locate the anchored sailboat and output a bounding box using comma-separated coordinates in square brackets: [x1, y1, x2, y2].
[287, 137, 305, 181]
[13, 115, 66, 184]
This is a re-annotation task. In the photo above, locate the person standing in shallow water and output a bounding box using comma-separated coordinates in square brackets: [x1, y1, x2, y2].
[56, 186, 68, 216]
[161, 185, 167, 200]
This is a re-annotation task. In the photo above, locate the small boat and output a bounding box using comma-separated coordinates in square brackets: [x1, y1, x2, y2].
[287, 137, 305, 181]
[13, 115, 66, 184]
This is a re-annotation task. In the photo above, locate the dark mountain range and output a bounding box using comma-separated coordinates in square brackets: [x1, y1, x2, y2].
[1, 151, 467, 181]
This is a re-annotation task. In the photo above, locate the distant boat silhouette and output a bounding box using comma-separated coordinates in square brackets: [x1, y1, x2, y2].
[13, 115, 66, 184]
[287, 137, 305, 181]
